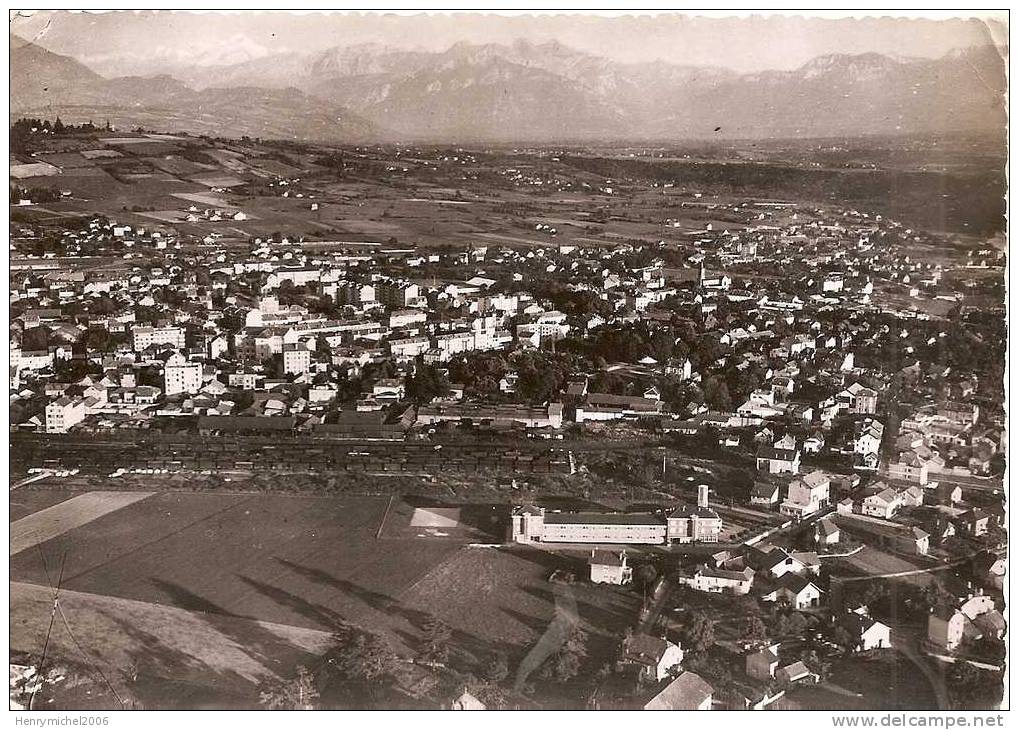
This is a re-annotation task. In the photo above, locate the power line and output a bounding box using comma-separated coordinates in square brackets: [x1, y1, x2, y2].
[55, 602, 127, 708]
[29, 549, 66, 711]
[29, 547, 128, 709]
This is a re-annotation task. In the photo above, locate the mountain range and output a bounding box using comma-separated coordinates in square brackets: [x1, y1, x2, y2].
[10, 34, 1008, 143]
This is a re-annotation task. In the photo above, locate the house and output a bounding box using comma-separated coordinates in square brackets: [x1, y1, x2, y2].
[803, 434, 825, 454]
[861, 485, 905, 519]
[839, 612, 892, 652]
[854, 419, 885, 456]
[677, 564, 755, 595]
[780, 470, 830, 517]
[589, 549, 633, 585]
[927, 606, 967, 651]
[955, 508, 990, 537]
[282, 343, 311, 375]
[747, 547, 816, 579]
[886, 450, 932, 485]
[762, 573, 823, 610]
[959, 592, 996, 621]
[776, 661, 818, 686]
[745, 644, 780, 681]
[839, 383, 878, 414]
[643, 671, 713, 710]
[814, 517, 840, 546]
[750, 481, 780, 507]
[446, 689, 486, 710]
[971, 551, 1006, 590]
[622, 634, 685, 682]
[45, 396, 87, 433]
[164, 351, 202, 396]
[756, 446, 801, 475]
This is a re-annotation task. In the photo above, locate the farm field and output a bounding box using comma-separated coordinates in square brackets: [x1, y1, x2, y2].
[11, 490, 154, 555]
[9, 488, 646, 706]
[781, 654, 939, 710]
[9, 487, 644, 705]
[10, 488, 82, 521]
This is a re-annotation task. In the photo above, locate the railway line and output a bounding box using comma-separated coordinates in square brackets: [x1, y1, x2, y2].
[10, 433, 574, 476]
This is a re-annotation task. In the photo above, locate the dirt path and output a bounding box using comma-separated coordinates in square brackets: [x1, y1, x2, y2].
[513, 582, 579, 691]
[892, 627, 951, 710]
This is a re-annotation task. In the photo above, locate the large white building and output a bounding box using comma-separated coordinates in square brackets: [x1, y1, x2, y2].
[133, 325, 186, 351]
[511, 486, 721, 545]
[45, 396, 87, 433]
[780, 470, 831, 518]
[164, 352, 202, 396]
[283, 343, 312, 375]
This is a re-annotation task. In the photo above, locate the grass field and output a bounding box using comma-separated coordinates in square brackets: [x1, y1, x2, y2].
[10, 488, 81, 522]
[11, 491, 154, 555]
[10, 488, 644, 706]
[781, 653, 939, 710]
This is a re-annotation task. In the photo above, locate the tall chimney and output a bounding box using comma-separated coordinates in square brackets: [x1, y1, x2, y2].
[698, 484, 709, 509]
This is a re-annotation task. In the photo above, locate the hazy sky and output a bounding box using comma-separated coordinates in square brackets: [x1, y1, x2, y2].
[10, 10, 1007, 75]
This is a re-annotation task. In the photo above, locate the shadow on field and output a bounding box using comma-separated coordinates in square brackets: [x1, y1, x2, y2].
[272, 557, 516, 666]
[148, 578, 323, 680]
[234, 574, 348, 632]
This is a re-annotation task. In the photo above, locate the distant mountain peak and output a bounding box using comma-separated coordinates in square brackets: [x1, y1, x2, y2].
[10, 36, 1007, 143]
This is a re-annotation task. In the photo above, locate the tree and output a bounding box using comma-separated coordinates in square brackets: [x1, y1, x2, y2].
[636, 564, 659, 588]
[786, 612, 809, 637]
[420, 615, 453, 666]
[739, 615, 769, 647]
[406, 362, 450, 403]
[483, 651, 509, 684]
[682, 612, 716, 656]
[831, 625, 854, 652]
[702, 376, 733, 411]
[332, 630, 400, 687]
[947, 663, 1002, 710]
[542, 625, 587, 683]
[259, 666, 319, 710]
[20, 326, 49, 352]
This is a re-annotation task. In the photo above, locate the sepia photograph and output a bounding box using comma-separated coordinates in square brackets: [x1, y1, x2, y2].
[6, 8, 1008, 717]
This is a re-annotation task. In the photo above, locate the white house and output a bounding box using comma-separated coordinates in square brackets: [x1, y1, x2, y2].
[589, 549, 633, 585]
[622, 634, 685, 682]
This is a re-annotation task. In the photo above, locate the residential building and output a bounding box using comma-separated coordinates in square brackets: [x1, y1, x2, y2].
[589, 549, 632, 585]
[164, 351, 202, 396]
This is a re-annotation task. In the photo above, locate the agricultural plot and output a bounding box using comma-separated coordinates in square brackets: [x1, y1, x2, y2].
[9, 488, 81, 522]
[10, 490, 154, 555]
[11, 493, 461, 646]
[11, 162, 61, 178]
[10, 581, 334, 695]
[10, 489, 644, 702]
[781, 654, 939, 710]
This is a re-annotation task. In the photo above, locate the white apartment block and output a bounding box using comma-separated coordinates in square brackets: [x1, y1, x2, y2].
[283, 344, 312, 375]
[45, 396, 87, 433]
[133, 325, 186, 351]
[164, 352, 202, 396]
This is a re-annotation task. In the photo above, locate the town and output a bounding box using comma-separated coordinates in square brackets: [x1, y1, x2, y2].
[8, 116, 1006, 712]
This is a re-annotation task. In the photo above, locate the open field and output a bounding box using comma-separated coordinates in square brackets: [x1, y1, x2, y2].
[11, 491, 154, 555]
[10, 488, 82, 522]
[781, 653, 939, 710]
[10, 581, 334, 699]
[9, 487, 644, 705]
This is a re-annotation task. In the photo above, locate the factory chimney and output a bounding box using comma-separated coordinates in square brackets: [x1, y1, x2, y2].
[697, 484, 709, 509]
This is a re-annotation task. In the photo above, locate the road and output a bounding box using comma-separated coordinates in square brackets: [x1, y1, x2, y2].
[891, 625, 951, 710]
